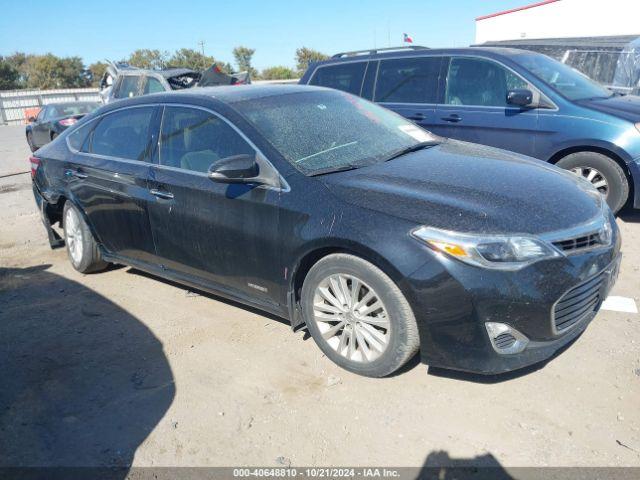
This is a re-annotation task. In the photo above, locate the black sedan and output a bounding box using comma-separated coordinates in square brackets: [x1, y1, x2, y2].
[26, 102, 100, 152]
[30, 85, 621, 377]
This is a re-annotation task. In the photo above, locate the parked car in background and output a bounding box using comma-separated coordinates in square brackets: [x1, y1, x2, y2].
[31, 85, 620, 377]
[299, 46, 640, 213]
[99, 61, 250, 104]
[26, 102, 100, 152]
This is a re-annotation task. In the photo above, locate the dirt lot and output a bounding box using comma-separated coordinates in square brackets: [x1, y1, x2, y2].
[1, 125, 640, 470]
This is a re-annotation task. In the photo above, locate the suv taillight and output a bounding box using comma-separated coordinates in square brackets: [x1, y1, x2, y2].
[29, 156, 40, 178]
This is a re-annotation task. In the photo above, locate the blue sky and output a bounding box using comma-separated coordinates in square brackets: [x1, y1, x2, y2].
[0, 0, 528, 70]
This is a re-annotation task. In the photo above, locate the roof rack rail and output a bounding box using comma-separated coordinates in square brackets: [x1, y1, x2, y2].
[331, 45, 429, 59]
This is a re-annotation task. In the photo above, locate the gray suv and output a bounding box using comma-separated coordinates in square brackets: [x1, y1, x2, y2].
[99, 61, 250, 104]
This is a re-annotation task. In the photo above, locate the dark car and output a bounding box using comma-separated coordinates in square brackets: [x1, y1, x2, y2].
[30, 85, 621, 377]
[299, 46, 640, 213]
[26, 102, 100, 152]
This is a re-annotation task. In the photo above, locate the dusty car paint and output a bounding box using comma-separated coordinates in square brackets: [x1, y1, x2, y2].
[31, 85, 621, 374]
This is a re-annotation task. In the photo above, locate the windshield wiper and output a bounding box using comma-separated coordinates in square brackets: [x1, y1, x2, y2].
[308, 164, 361, 177]
[382, 141, 438, 162]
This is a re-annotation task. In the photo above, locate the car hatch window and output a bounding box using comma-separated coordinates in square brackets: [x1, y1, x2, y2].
[144, 76, 165, 94]
[159, 106, 255, 173]
[445, 57, 528, 107]
[90, 107, 154, 160]
[374, 57, 441, 103]
[309, 62, 367, 95]
[116, 75, 141, 99]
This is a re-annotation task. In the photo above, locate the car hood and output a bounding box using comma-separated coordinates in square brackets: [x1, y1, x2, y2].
[319, 140, 602, 235]
[577, 94, 640, 122]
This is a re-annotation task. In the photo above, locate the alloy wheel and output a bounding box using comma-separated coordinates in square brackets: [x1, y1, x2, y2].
[570, 166, 609, 198]
[65, 208, 83, 265]
[312, 274, 390, 363]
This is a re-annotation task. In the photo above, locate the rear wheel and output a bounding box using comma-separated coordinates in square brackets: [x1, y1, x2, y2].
[556, 151, 629, 213]
[301, 253, 419, 377]
[26, 131, 37, 152]
[63, 202, 108, 273]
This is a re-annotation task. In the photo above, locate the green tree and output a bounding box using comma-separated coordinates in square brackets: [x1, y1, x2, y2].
[0, 56, 20, 90]
[23, 54, 88, 89]
[88, 61, 109, 87]
[168, 48, 217, 70]
[232, 46, 257, 77]
[5, 52, 29, 87]
[260, 65, 296, 80]
[127, 49, 168, 69]
[295, 47, 329, 74]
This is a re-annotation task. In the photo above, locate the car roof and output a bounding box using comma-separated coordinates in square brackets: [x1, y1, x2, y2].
[119, 84, 329, 105]
[315, 46, 535, 65]
[45, 101, 100, 107]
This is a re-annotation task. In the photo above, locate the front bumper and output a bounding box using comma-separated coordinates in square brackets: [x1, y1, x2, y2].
[400, 229, 621, 375]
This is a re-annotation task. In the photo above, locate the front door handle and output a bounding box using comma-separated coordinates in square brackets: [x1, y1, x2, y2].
[441, 114, 462, 123]
[407, 113, 426, 121]
[64, 169, 88, 179]
[150, 188, 174, 200]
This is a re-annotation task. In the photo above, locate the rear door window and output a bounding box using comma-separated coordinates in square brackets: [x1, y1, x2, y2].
[159, 107, 255, 173]
[115, 75, 141, 99]
[374, 57, 441, 103]
[445, 57, 528, 107]
[143, 76, 165, 94]
[90, 107, 155, 160]
[67, 120, 96, 152]
[309, 62, 367, 95]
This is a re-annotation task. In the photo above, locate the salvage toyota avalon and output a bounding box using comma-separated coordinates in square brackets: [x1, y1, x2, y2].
[30, 85, 621, 377]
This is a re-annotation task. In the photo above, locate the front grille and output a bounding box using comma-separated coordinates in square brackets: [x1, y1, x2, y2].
[493, 332, 517, 350]
[552, 232, 602, 253]
[553, 273, 604, 333]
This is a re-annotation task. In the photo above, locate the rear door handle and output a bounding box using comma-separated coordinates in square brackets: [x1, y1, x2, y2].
[150, 188, 174, 200]
[64, 169, 88, 179]
[441, 114, 462, 123]
[407, 113, 426, 121]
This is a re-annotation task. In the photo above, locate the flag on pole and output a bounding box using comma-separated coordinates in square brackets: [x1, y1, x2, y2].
[403, 33, 413, 43]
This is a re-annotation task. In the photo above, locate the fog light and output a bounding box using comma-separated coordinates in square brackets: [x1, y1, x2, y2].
[485, 322, 529, 355]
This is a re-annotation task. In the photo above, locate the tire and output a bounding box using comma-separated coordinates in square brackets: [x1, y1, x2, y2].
[301, 253, 419, 377]
[26, 131, 37, 152]
[51, 132, 58, 141]
[556, 151, 629, 213]
[63, 202, 108, 273]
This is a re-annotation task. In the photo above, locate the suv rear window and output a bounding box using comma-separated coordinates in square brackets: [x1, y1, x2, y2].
[375, 57, 441, 103]
[309, 62, 367, 95]
[116, 75, 140, 99]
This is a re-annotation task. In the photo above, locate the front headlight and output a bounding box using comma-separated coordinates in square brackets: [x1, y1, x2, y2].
[412, 226, 562, 271]
[635, 122, 640, 134]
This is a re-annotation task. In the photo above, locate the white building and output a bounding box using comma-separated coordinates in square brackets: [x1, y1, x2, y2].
[474, 0, 640, 93]
[475, 0, 640, 44]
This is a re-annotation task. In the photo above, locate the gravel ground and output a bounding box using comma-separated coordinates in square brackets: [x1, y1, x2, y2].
[1, 125, 639, 470]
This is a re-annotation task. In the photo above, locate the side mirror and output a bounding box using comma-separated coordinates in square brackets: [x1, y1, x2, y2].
[208, 154, 259, 183]
[208, 153, 283, 189]
[27, 116, 37, 123]
[506, 89, 534, 107]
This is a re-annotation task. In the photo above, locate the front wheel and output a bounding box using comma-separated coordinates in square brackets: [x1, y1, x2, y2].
[301, 253, 419, 377]
[63, 202, 108, 273]
[557, 152, 629, 213]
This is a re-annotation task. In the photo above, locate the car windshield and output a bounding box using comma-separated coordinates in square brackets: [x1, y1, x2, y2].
[512, 53, 613, 101]
[52, 103, 100, 118]
[233, 90, 439, 175]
